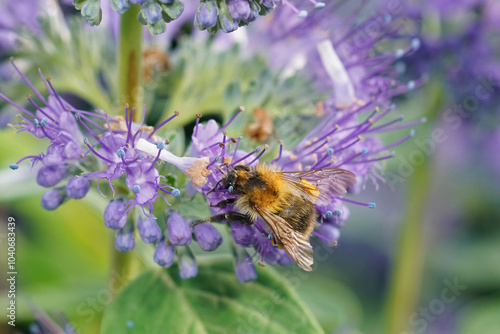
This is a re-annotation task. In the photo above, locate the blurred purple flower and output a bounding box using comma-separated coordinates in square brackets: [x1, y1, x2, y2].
[193, 223, 223, 251]
[154, 239, 175, 267]
[0, 0, 41, 53]
[2, 60, 100, 208]
[167, 211, 192, 246]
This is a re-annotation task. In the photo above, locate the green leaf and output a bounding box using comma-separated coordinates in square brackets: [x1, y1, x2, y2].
[102, 256, 324, 334]
[458, 298, 500, 334]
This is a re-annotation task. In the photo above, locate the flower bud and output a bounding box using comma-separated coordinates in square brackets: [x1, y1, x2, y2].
[141, 0, 162, 24]
[235, 253, 257, 283]
[41, 189, 66, 211]
[230, 222, 256, 247]
[179, 251, 198, 279]
[66, 177, 90, 199]
[195, 0, 218, 30]
[37, 164, 67, 188]
[263, 247, 280, 265]
[162, 1, 185, 22]
[110, 0, 131, 14]
[115, 225, 135, 252]
[154, 239, 175, 267]
[217, 0, 239, 33]
[104, 200, 127, 230]
[244, 0, 259, 23]
[137, 217, 162, 243]
[316, 223, 340, 244]
[277, 250, 294, 266]
[193, 223, 223, 251]
[166, 212, 192, 245]
[81, 0, 102, 26]
[148, 20, 167, 35]
[260, 0, 277, 8]
[227, 0, 251, 22]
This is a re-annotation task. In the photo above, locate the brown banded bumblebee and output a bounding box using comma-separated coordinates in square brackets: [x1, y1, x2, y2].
[193, 164, 356, 271]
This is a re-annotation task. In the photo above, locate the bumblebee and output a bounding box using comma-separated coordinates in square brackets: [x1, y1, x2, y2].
[193, 164, 356, 271]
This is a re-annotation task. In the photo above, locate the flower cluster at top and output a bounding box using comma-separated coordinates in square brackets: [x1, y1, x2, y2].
[72, 0, 324, 34]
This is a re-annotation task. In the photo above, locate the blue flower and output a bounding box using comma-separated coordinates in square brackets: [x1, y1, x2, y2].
[66, 177, 91, 199]
[167, 211, 192, 246]
[178, 248, 198, 279]
[193, 223, 223, 251]
[115, 224, 135, 252]
[137, 216, 162, 243]
[104, 199, 127, 230]
[154, 239, 175, 268]
[41, 189, 66, 211]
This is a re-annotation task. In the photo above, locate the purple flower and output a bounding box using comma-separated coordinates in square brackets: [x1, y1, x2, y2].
[193, 223, 223, 251]
[41, 189, 66, 211]
[36, 164, 67, 188]
[141, 1, 163, 25]
[115, 225, 135, 252]
[178, 248, 198, 279]
[66, 177, 91, 199]
[227, 0, 251, 22]
[182, 3, 426, 275]
[30, 304, 79, 334]
[81, 107, 181, 218]
[154, 239, 175, 267]
[2, 60, 104, 210]
[0, 0, 42, 52]
[167, 212, 192, 246]
[315, 223, 340, 245]
[137, 216, 162, 243]
[235, 252, 257, 283]
[110, 0, 131, 14]
[230, 222, 256, 247]
[195, 0, 218, 29]
[104, 199, 127, 230]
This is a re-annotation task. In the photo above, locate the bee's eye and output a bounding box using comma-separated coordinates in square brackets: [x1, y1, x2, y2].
[228, 186, 234, 193]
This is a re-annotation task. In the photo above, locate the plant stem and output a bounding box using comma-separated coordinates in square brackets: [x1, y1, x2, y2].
[109, 236, 135, 297]
[108, 7, 144, 297]
[383, 81, 445, 333]
[383, 161, 431, 333]
[118, 5, 143, 122]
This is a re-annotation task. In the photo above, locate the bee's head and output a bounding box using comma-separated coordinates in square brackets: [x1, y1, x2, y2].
[207, 165, 250, 195]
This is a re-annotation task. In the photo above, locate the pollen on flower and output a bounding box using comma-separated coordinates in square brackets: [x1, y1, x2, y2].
[185, 157, 211, 187]
[245, 107, 274, 142]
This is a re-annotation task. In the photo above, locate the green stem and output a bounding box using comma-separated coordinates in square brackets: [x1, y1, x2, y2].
[109, 239, 135, 297]
[383, 161, 431, 334]
[118, 5, 143, 121]
[108, 7, 144, 297]
[383, 81, 446, 333]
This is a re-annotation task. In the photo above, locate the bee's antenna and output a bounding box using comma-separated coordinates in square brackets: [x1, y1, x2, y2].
[217, 162, 230, 174]
[206, 179, 223, 195]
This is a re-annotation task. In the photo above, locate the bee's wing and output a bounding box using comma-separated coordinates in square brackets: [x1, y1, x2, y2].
[279, 168, 356, 206]
[255, 205, 314, 271]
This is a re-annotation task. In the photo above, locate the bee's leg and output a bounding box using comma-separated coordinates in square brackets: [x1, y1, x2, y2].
[210, 198, 236, 208]
[192, 212, 253, 226]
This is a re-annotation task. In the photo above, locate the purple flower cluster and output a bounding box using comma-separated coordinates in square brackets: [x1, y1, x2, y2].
[187, 97, 422, 281]
[72, 0, 327, 35]
[176, 2, 428, 281]
[246, 0, 425, 104]
[402, 0, 500, 127]
[2, 61, 215, 279]
[2, 60, 93, 210]
[0, 0, 41, 53]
